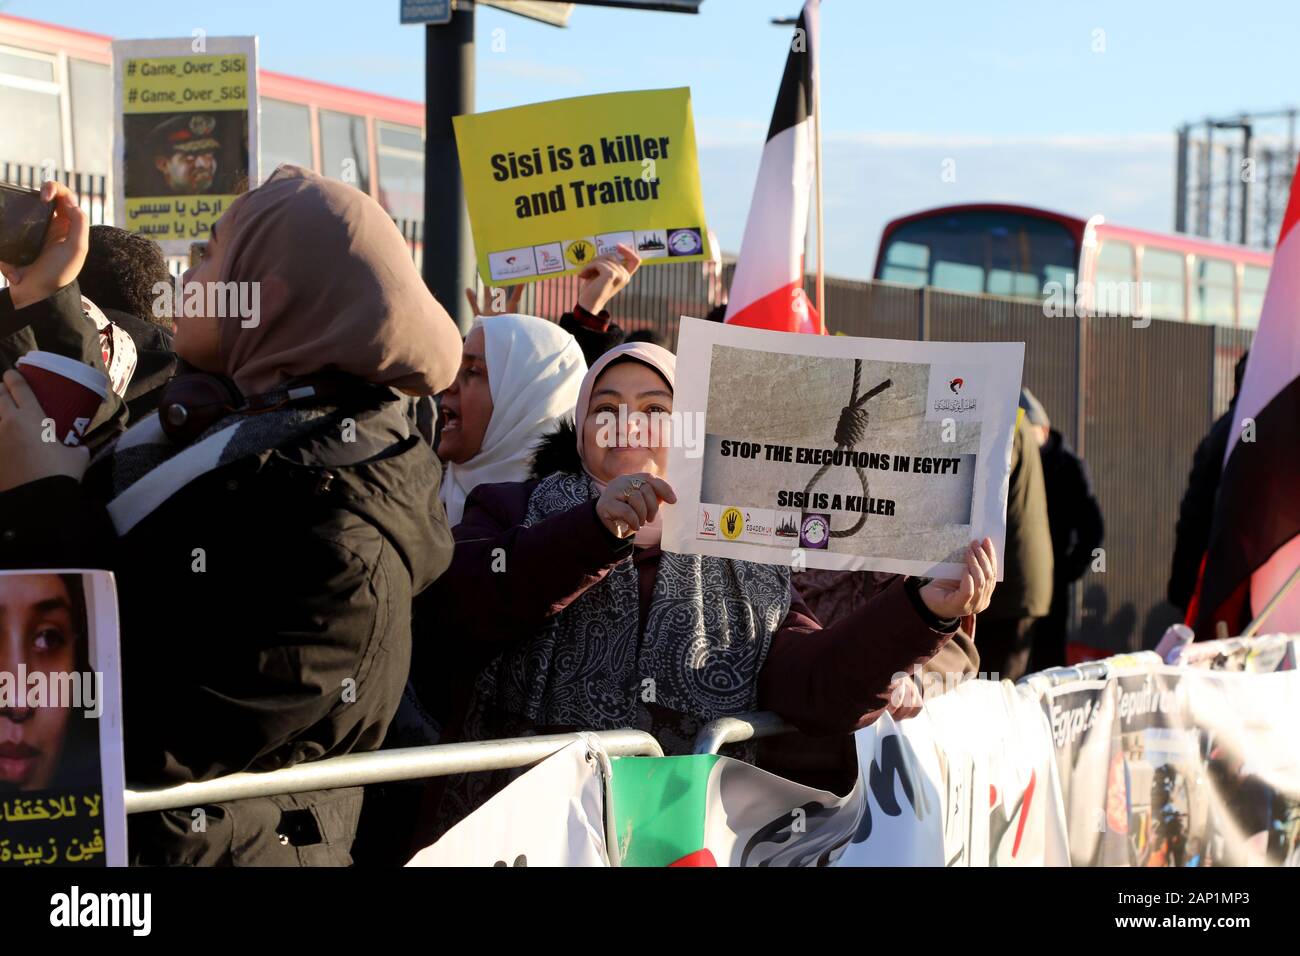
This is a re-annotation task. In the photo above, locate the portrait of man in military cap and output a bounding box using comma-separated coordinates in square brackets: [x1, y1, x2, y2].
[151, 113, 221, 193]
[123, 110, 249, 197]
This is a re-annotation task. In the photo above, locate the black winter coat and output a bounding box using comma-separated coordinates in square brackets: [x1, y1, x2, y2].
[0, 289, 454, 866]
[1167, 409, 1234, 614]
[1039, 427, 1104, 587]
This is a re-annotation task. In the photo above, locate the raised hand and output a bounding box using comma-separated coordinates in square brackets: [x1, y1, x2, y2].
[918, 537, 998, 620]
[576, 243, 641, 315]
[0, 181, 89, 310]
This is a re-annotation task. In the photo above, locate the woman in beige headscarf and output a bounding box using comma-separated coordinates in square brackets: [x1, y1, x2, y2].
[0, 166, 461, 866]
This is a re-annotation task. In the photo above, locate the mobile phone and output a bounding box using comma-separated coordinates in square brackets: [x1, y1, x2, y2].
[0, 183, 55, 266]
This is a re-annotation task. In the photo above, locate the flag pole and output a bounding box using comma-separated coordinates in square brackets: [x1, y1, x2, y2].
[812, 14, 826, 334]
[1241, 560, 1300, 637]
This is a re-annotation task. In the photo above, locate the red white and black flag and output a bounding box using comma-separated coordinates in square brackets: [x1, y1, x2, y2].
[1193, 159, 1300, 638]
[724, 0, 822, 334]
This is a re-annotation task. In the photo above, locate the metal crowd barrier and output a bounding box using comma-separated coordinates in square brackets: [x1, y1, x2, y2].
[132, 642, 1262, 815]
[693, 712, 797, 755]
[123, 730, 664, 815]
[1015, 650, 1165, 690]
[696, 654, 1203, 755]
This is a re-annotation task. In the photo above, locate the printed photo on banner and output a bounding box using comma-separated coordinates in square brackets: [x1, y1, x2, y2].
[112, 36, 259, 253]
[1040, 660, 1300, 868]
[453, 88, 711, 285]
[0, 571, 126, 867]
[662, 318, 1024, 578]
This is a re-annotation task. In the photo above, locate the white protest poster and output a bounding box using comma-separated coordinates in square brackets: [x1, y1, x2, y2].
[0, 571, 126, 867]
[662, 318, 1024, 577]
[406, 739, 610, 867]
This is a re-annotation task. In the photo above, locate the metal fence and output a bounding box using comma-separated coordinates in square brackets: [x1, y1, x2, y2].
[1, 160, 109, 225]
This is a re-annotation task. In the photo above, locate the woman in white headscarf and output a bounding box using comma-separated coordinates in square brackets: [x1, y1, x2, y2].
[387, 313, 587, 763]
[437, 313, 587, 526]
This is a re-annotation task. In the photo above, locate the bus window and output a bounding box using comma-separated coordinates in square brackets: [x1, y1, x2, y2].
[1091, 241, 1135, 315]
[261, 99, 313, 175]
[875, 209, 1078, 301]
[933, 260, 984, 293]
[987, 268, 1040, 297]
[1140, 247, 1185, 321]
[69, 59, 110, 175]
[1239, 264, 1269, 329]
[0, 46, 62, 169]
[1094, 241, 1134, 283]
[879, 240, 928, 286]
[377, 122, 424, 223]
[320, 110, 370, 193]
[1192, 257, 1235, 325]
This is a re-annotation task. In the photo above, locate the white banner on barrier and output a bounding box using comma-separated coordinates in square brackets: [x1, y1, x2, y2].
[1040, 662, 1300, 867]
[406, 740, 610, 867]
[415, 655, 1300, 867]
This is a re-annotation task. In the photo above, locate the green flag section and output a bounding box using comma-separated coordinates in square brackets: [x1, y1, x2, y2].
[609, 755, 720, 867]
[608, 681, 1070, 867]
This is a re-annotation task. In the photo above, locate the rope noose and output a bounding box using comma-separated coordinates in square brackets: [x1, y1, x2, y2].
[801, 360, 892, 538]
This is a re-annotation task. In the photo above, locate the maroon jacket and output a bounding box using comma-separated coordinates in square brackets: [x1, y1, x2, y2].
[415, 473, 961, 739]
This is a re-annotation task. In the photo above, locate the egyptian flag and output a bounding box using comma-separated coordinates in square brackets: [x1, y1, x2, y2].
[724, 0, 822, 334]
[1191, 159, 1300, 638]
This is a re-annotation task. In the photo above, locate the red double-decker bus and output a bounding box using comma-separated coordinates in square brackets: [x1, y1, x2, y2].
[873, 203, 1273, 328]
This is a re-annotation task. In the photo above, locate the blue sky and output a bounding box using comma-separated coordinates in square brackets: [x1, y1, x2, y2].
[11, 0, 1299, 276]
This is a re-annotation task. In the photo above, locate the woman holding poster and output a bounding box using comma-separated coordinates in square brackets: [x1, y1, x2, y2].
[414, 342, 998, 836]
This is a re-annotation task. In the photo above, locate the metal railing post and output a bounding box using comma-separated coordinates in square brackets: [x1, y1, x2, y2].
[125, 730, 663, 815]
[692, 711, 797, 755]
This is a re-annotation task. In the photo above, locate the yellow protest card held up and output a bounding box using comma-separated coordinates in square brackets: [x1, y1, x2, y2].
[453, 88, 711, 285]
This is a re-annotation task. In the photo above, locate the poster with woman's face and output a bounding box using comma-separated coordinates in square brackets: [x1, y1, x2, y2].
[0, 571, 125, 867]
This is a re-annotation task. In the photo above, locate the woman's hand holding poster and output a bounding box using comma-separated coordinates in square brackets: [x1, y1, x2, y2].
[661, 318, 1024, 579]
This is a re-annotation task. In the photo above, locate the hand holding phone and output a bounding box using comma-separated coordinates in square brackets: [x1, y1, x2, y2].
[0, 181, 89, 310]
[0, 184, 53, 267]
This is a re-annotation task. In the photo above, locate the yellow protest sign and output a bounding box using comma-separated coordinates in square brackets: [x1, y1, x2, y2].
[112, 37, 259, 252]
[454, 88, 711, 285]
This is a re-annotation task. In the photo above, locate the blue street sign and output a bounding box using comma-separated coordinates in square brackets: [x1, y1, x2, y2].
[401, 0, 453, 25]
